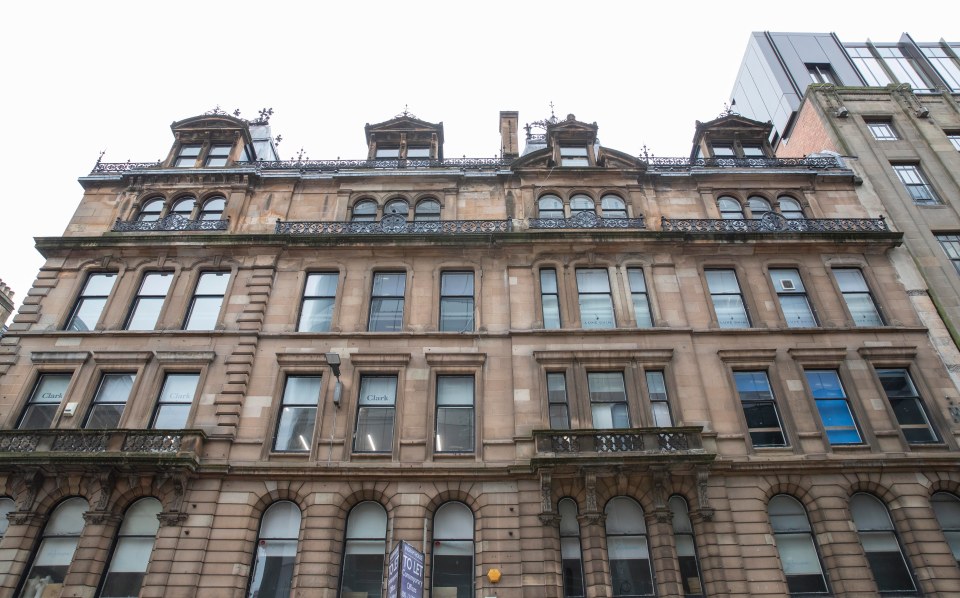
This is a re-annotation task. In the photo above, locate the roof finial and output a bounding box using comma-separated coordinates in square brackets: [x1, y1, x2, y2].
[253, 107, 274, 125]
[549, 101, 555, 120]
[719, 99, 739, 118]
[395, 104, 418, 119]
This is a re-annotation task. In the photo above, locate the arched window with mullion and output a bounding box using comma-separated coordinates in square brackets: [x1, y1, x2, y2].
[670, 496, 704, 597]
[539, 195, 564, 219]
[559, 498, 585, 597]
[136, 198, 164, 222]
[339, 501, 388, 597]
[570, 194, 595, 216]
[932, 492, 960, 566]
[851, 493, 917, 595]
[604, 497, 655, 597]
[19, 497, 88, 597]
[718, 197, 744, 220]
[98, 498, 162, 598]
[170, 196, 196, 219]
[352, 199, 377, 222]
[768, 495, 829, 595]
[247, 501, 301, 598]
[432, 502, 474, 598]
[414, 198, 441, 221]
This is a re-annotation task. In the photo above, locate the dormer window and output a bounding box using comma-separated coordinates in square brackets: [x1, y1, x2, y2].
[175, 145, 202, 168]
[205, 144, 232, 167]
[560, 145, 589, 166]
[741, 144, 764, 157]
[375, 146, 400, 159]
[712, 144, 735, 157]
[406, 146, 431, 158]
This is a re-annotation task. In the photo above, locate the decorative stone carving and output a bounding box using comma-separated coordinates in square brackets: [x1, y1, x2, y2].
[13, 468, 44, 512]
[158, 511, 189, 527]
[83, 511, 122, 526]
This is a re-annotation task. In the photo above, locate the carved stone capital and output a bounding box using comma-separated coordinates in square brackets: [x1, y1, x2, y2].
[7, 510, 43, 526]
[652, 507, 672, 524]
[578, 512, 606, 528]
[158, 511, 189, 527]
[539, 513, 561, 527]
[83, 511, 122, 526]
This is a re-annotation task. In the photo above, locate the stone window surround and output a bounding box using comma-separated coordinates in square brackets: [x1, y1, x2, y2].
[534, 349, 675, 430]
[718, 349, 796, 453]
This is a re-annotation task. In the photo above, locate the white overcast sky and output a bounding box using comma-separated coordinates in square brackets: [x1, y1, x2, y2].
[0, 1, 952, 314]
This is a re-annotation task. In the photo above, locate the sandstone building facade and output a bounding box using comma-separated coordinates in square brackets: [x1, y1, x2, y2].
[0, 109, 959, 597]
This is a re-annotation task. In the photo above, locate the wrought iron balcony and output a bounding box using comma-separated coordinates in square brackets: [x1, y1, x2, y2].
[529, 212, 646, 230]
[643, 156, 842, 170]
[660, 214, 888, 234]
[0, 429, 204, 470]
[276, 214, 512, 235]
[532, 427, 710, 465]
[112, 215, 229, 232]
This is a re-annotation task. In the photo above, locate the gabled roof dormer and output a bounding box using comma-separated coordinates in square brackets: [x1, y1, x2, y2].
[513, 113, 643, 170]
[365, 110, 444, 160]
[690, 113, 775, 160]
[166, 112, 258, 169]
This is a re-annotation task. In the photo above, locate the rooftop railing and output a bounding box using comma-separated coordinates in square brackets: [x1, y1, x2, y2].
[89, 155, 844, 175]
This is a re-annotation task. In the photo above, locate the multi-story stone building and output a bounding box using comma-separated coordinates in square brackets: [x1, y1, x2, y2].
[729, 32, 960, 375]
[1, 107, 959, 598]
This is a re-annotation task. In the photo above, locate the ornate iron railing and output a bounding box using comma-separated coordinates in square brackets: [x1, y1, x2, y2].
[91, 161, 163, 173]
[533, 427, 705, 456]
[643, 156, 842, 170]
[91, 155, 843, 175]
[0, 429, 203, 457]
[112, 215, 229, 232]
[661, 213, 888, 233]
[276, 214, 512, 235]
[254, 157, 511, 171]
[529, 211, 646, 230]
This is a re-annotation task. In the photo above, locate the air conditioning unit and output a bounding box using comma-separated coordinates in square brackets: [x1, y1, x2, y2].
[780, 279, 796, 291]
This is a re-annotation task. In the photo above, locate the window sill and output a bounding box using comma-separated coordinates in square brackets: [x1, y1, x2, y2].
[433, 452, 475, 459]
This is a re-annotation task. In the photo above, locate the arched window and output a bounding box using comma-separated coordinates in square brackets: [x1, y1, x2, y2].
[768, 495, 828, 594]
[601, 195, 627, 219]
[199, 196, 226, 221]
[539, 195, 564, 219]
[339, 502, 387, 596]
[559, 498, 585, 597]
[100, 498, 161, 597]
[931, 492, 960, 565]
[384, 198, 409, 217]
[604, 497, 654, 597]
[21, 497, 88, 595]
[748, 196, 772, 219]
[670, 496, 704, 597]
[415, 199, 441, 221]
[570, 195, 595, 216]
[779, 196, 805, 219]
[718, 197, 744, 219]
[137, 198, 164, 222]
[248, 501, 301, 598]
[850, 493, 917, 594]
[432, 502, 474, 597]
[0, 496, 14, 539]
[170, 197, 196, 219]
[352, 200, 377, 222]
